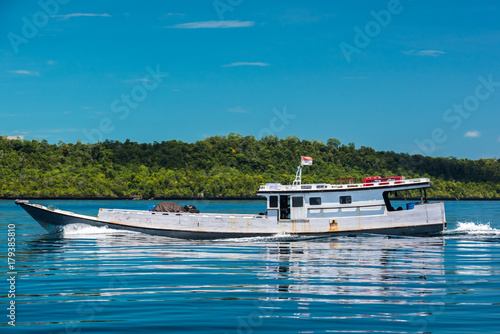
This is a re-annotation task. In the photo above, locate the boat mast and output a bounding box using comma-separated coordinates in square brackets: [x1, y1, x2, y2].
[292, 156, 312, 186]
[292, 165, 302, 186]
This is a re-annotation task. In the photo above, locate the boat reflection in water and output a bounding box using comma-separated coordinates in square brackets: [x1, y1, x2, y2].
[260, 236, 445, 296]
[21, 227, 447, 329]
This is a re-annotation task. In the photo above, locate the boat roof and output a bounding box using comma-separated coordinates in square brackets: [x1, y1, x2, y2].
[257, 178, 432, 194]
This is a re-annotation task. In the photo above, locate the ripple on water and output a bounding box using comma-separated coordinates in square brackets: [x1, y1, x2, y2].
[4, 200, 500, 333]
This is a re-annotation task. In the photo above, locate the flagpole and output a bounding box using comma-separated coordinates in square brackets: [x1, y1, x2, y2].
[293, 156, 311, 186]
[292, 164, 302, 186]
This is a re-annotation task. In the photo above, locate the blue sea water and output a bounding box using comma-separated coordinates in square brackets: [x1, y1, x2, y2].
[1, 199, 500, 334]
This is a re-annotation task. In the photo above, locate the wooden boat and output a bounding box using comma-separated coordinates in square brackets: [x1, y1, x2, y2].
[16, 158, 446, 239]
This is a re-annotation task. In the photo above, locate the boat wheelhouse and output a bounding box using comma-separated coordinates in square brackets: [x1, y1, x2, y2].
[257, 176, 445, 235]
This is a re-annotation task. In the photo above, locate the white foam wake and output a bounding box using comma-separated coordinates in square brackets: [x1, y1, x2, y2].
[61, 223, 137, 237]
[443, 221, 500, 238]
[455, 222, 497, 233]
[218, 233, 312, 243]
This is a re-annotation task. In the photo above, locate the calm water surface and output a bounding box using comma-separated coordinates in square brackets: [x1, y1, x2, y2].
[1, 200, 500, 333]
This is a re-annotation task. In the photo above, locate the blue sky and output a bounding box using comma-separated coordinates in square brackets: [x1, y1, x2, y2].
[1, 0, 499, 159]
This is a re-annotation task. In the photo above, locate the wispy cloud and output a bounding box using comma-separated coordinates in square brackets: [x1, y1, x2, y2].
[464, 130, 480, 138]
[123, 78, 154, 83]
[27, 129, 82, 136]
[167, 20, 254, 29]
[341, 76, 368, 79]
[223, 62, 270, 67]
[403, 50, 446, 57]
[5, 136, 24, 140]
[279, 8, 335, 24]
[161, 13, 185, 19]
[43, 128, 82, 133]
[8, 70, 40, 76]
[123, 72, 168, 84]
[53, 13, 111, 20]
[1, 113, 25, 117]
[12, 130, 30, 135]
[228, 106, 247, 113]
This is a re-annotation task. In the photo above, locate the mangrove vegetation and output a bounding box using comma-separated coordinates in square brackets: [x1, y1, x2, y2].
[1, 134, 499, 199]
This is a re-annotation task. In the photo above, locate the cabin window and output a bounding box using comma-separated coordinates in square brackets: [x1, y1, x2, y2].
[292, 196, 304, 207]
[339, 196, 352, 204]
[309, 197, 321, 205]
[269, 196, 278, 208]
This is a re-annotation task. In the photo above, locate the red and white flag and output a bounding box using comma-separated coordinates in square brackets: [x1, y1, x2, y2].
[301, 156, 313, 166]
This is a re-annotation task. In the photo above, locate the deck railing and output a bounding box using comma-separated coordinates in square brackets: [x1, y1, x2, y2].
[258, 178, 430, 192]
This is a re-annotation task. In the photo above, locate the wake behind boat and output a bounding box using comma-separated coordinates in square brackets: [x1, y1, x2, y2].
[16, 157, 446, 239]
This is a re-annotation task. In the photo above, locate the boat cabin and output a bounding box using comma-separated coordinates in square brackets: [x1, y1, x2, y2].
[257, 177, 432, 222]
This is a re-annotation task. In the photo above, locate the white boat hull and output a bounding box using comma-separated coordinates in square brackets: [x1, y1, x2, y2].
[16, 201, 446, 239]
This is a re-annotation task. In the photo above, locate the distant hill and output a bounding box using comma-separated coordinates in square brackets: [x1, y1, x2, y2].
[1, 134, 499, 199]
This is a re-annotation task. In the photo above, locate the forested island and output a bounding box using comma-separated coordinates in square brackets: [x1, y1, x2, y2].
[1, 134, 499, 200]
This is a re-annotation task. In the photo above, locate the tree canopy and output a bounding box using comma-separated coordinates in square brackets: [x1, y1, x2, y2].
[1, 134, 499, 199]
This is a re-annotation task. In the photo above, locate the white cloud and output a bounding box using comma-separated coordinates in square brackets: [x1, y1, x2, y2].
[279, 9, 335, 24]
[0, 113, 23, 117]
[168, 20, 254, 29]
[25, 129, 82, 137]
[464, 130, 480, 138]
[47, 60, 57, 65]
[123, 78, 153, 83]
[53, 13, 111, 20]
[222, 62, 270, 67]
[3, 130, 30, 138]
[228, 106, 247, 113]
[341, 76, 368, 79]
[403, 50, 446, 57]
[44, 128, 82, 133]
[8, 70, 40, 76]
[12, 130, 30, 135]
[161, 13, 185, 19]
